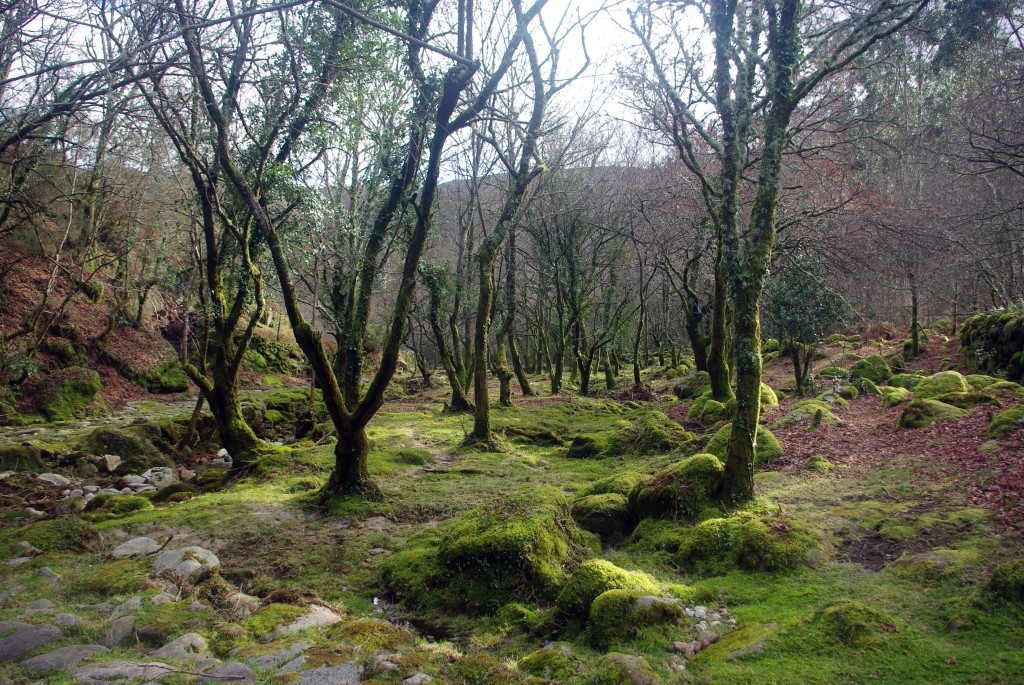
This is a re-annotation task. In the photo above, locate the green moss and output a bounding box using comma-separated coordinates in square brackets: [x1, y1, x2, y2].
[2, 517, 103, 554]
[245, 603, 307, 640]
[890, 548, 983, 583]
[579, 471, 645, 498]
[517, 642, 578, 680]
[77, 558, 147, 596]
[674, 513, 817, 574]
[839, 385, 858, 400]
[84, 494, 154, 521]
[588, 589, 684, 648]
[566, 434, 609, 459]
[932, 391, 1001, 409]
[37, 366, 102, 420]
[0, 444, 47, 472]
[813, 599, 892, 647]
[392, 447, 433, 465]
[687, 392, 727, 424]
[137, 601, 210, 644]
[81, 427, 171, 475]
[880, 386, 912, 408]
[449, 653, 534, 685]
[624, 518, 688, 552]
[556, 559, 659, 618]
[988, 559, 1024, 602]
[897, 399, 969, 429]
[673, 370, 711, 399]
[262, 409, 287, 424]
[803, 455, 834, 472]
[606, 411, 693, 456]
[137, 361, 189, 394]
[989, 404, 1024, 438]
[855, 378, 882, 395]
[817, 366, 848, 379]
[592, 653, 660, 685]
[629, 453, 724, 519]
[986, 380, 1024, 400]
[914, 371, 971, 400]
[887, 373, 922, 390]
[850, 355, 892, 384]
[705, 424, 784, 463]
[966, 374, 1001, 389]
[761, 382, 779, 407]
[571, 493, 632, 538]
[814, 391, 850, 410]
[150, 482, 197, 504]
[331, 618, 415, 651]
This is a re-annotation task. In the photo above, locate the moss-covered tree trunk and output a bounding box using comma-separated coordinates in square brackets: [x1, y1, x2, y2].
[509, 335, 534, 397]
[708, 252, 733, 401]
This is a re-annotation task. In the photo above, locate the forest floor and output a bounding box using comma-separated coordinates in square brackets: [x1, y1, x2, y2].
[1, 335, 1023, 684]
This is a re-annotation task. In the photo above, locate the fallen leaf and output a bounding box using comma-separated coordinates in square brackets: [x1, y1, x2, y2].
[882, 622, 898, 632]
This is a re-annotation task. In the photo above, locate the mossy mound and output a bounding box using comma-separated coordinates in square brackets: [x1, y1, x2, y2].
[579, 471, 646, 498]
[566, 434, 609, 459]
[966, 374, 1001, 389]
[687, 392, 727, 424]
[449, 653, 535, 685]
[606, 411, 693, 456]
[592, 653, 660, 685]
[880, 386, 911, 408]
[760, 382, 780, 407]
[850, 355, 892, 384]
[705, 424, 784, 463]
[897, 399, 969, 429]
[673, 370, 711, 399]
[517, 642, 579, 681]
[36, 366, 102, 421]
[932, 391, 1001, 409]
[838, 385, 858, 400]
[629, 453, 724, 520]
[555, 559, 659, 619]
[331, 618, 416, 652]
[985, 380, 1024, 400]
[150, 482, 197, 504]
[887, 373, 923, 390]
[245, 603, 307, 640]
[989, 404, 1024, 439]
[817, 366, 848, 379]
[588, 590, 685, 649]
[913, 371, 971, 400]
[2, 517, 103, 555]
[571, 494, 632, 538]
[814, 391, 850, 410]
[77, 558, 148, 596]
[776, 400, 842, 428]
[84, 494, 154, 521]
[0, 444, 48, 472]
[382, 487, 592, 613]
[136, 361, 189, 393]
[813, 599, 892, 647]
[674, 513, 818, 574]
[803, 455, 834, 472]
[623, 518, 688, 552]
[81, 427, 171, 475]
[854, 377, 882, 395]
[988, 558, 1024, 602]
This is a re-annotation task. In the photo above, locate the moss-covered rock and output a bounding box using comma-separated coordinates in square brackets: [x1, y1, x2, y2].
[136, 361, 189, 394]
[77, 558, 148, 596]
[556, 559, 659, 619]
[629, 453, 724, 519]
[84, 494, 154, 521]
[566, 434, 608, 459]
[988, 558, 1024, 602]
[686, 392, 727, 424]
[850, 355, 892, 384]
[0, 444, 48, 472]
[81, 427, 171, 475]
[571, 494, 632, 538]
[932, 391, 1001, 409]
[245, 603, 307, 641]
[887, 373, 922, 390]
[449, 653, 536, 685]
[966, 374, 1001, 389]
[817, 366, 848, 380]
[880, 386, 912, 409]
[838, 385, 858, 400]
[760, 383, 780, 407]
[592, 653, 661, 685]
[803, 455, 834, 472]
[855, 378, 882, 395]
[36, 366, 102, 421]
[331, 617, 415, 652]
[589, 590, 684, 649]
[777, 399, 842, 428]
[2, 517, 103, 554]
[579, 472, 646, 498]
[517, 642, 579, 681]
[989, 404, 1024, 439]
[607, 412, 693, 456]
[705, 424, 784, 463]
[673, 370, 711, 399]
[913, 371, 971, 400]
[674, 513, 817, 574]
[897, 399, 968, 429]
[813, 599, 892, 647]
[814, 391, 849, 411]
[986, 380, 1024, 400]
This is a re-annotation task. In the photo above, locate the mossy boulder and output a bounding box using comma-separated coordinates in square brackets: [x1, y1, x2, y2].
[850, 355, 892, 384]
[705, 424, 784, 463]
[607, 411, 693, 456]
[36, 366, 102, 421]
[897, 399, 968, 429]
[777, 399, 842, 428]
[989, 404, 1024, 439]
[673, 370, 711, 399]
[686, 392, 727, 424]
[0, 445, 48, 472]
[815, 391, 850, 410]
[589, 590, 685, 649]
[579, 471, 646, 498]
[932, 391, 1001, 409]
[760, 383, 780, 407]
[887, 373, 922, 390]
[624, 519, 688, 552]
[556, 559, 659, 619]
[966, 374, 1001, 389]
[77, 558, 148, 596]
[566, 434, 609, 459]
[817, 366, 848, 379]
[449, 653, 535, 685]
[2, 517, 103, 555]
[913, 371, 970, 400]
[571, 494, 632, 538]
[803, 455, 834, 472]
[331, 617, 416, 652]
[81, 427, 171, 475]
[592, 653, 661, 685]
[629, 453, 724, 519]
[854, 378, 882, 395]
[838, 385, 858, 400]
[813, 599, 892, 647]
[988, 558, 1024, 602]
[986, 380, 1024, 400]
[245, 603, 307, 641]
[880, 386, 911, 408]
[674, 513, 817, 574]
[517, 642, 579, 681]
[136, 361, 189, 394]
[84, 494, 154, 521]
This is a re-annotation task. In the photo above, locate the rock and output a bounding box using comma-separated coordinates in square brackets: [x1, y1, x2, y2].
[0, 622, 28, 637]
[360, 516, 392, 532]
[39, 567, 62, 581]
[202, 662, 254, 683]
[99, 455, 122, 473]
[226, 591, 260, 620]
[216, 448, 230, 459]
[113, 596, 143, 618]
[17, 541, 42, 555]
[150, 594, 174, 605]
[266, 605, 343, 641]
[295, 662, 363, 685]
[0, 470, 13, 481]
[179, 468, 196, 481]
[56, 613, 83, 627]
[74, 661, 171, 685]
[22, 599, 56, 614]
[728, 640, 765, 660]
[21, 644, 107, 674]
[112, 537, 161, 559]
[596, 653, 660, 685]
[102, 616, 136, 647]
[403, 674, 433, 685]
[69, 489, 84, 497]
[83, 485, 99, 494]
[246, 640, 311, 669]
[276, 655, 307, 675]
[0, 586, 24, 602]
[117, 475, 146, 486]
[369, 547, 387, 555]
[38, 473, 72, 487]
[0, 623, 63, 661]
[130, 484, 157, 493]
[152, 632, 208, 661]
[5, 557, 31, 567]
[27, 507, 46, 517]
[141, 467, 178, 489]
[189, 601, 207, 612]
[696, 629, 720, 649]
[151, 546, 219, 582]
[672, 641, 696, 659]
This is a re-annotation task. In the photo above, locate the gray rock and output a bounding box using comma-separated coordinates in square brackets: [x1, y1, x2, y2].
[0, 586, 24, 602]
[113, 596, 143, 618]
[84, 492, 95, 502]
[69, 489, 84, 498]
[728, 639, 765, 660]
[99, 455, 121, 473]
[17, 541, 42, 555]
[55, 614, 83, 627]
[202, 662, 254, 683]
[5, 557, 32, 567]
[74, 661, 172, 685]
[37, 473, 71, 487]
[27, 507, 46, 517]
[112, 537, 161, 559]
[226, 591, 260, 620]
[150, 594, 174, 605]
[102, 616, 136, 647]
[83, 485, 99, 494]
[635, 596, 681, 610]
[151, 546, 219, 582]
[403, 674, 433, 685]
[39, 567, 62, 581]
[141, 467, 177, 489]
[189, 601, 207, 612]
[247, 640, 311, 669]
[129, 484, 157, 493]
[21, 644, 107, 674]
[0, 621, 29, 637]
[56, 495, 89, 514]
[296, 662, 363, 685]
[276, 656, 307, 675]
[117, 475, 146, 486]
[0, 623, 63, 661]
[152, 632, 208, 661]
[22, 599, 55, 614]
[596, 653, 660, 685]
[266, 605, 343, 641]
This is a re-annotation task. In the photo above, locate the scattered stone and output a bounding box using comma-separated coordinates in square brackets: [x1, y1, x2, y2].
[246, 640, 311, 669]
[150, 594, 174, 606]
[369, 548, 387, 555]
[0, 623, 63, 661]
[27, 508, 46, 517]
[99, 455, 122, 473]
[141, 467, 178, 489]
[216, 448, 230, 459]
[276, 656, 307, 675]
[117, 475, 146, 487]
[22, 599, 55, 614]
[39, 567, 62, 581]
[0, 586, 25, 602]
[83, 485, 99, 494]
[728, 640, 765, 660]
[113, 596, 143, 618]
[266, 605, 343, 641]
[403, 674, 433, 685]
[69, 489, 84, 498]
[55, 614, 83, 627]
[151, 546, 220, 582]
[38, 473, 72, 487]
[102, 616, 136, 647]
[74, 661, 172, 685]
[697, 629, 720, 649]
[202, 662, 254, 683]
[21, 644, 107, 674]
[0, 471, 13, 481]
[57, 495, 89, 514]
[179, 468, 196, 481]
[226, 591, 260, 620]
[152, 632, 208, 661]
[189, 601, 208, 612]
[5, 557, 31, 567]
[597, 653, 660, 685]
[295, 662, 363, 685]
[112, 537, 162, 559]
[17, 541, 42, 556]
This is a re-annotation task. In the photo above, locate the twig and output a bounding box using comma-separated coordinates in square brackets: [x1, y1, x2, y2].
[882, 487, 901, 502]
[147, 534, 175, 556]
[148, 664, 247, 680]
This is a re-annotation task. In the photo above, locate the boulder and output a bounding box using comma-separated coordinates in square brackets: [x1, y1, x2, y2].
[0, 623, 63, 661]
[21, 644, 107, 674]
[141, 467, 178, 490]
[37, 473, 72, 487]
[74, 661, 172, 685]
[112, 537, 162, 559]
[151, 546, 220, 582]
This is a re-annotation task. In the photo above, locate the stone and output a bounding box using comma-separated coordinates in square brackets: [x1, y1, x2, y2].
[130, 484, 157, 493]
[152, 632, 208, 661]
[5, 557, 31, 567]
[179, 468, 196, 481]
[216, 448, 230, 459]
[39, 567, 62, 581]
[226, 591, 260, 620]
[151, 546, 219, 582]
[17, 541, 42, 555]
[74, 661, 172, 684]
[83, 485, 99, 494]
[113, 596, 143, 618]
[189, 601, 207, 612]
[38, 473, 72, 487]
[266, 605, 344, 641]
[276, 656, 307, 675]
[296, 662, 363, 685]
[99, 455, 122, 473]
[112, 537, 161, 559]
[728, 640, 765, 660]
[0, 622, 28, 637]
[0, 623, 63, 661]
[27, 508, 46, 517]
[102, 616, 136, 647]
[150, 594, 174, 605]
[403, 674, 433, 685]
[22, 598, 55, 614]
[0, 586, 25, 602]
[247, 640, 312, 669]
[21, 644, 107, 674]
[597, 653, 660, 685]
[202, 662, 254, 683]
[57, 495, 89, 514]
[69, 489, 84, 498]
[56, 614, 83, 627]
[696, 630, 720, 649]
[117, 475, 146, 486]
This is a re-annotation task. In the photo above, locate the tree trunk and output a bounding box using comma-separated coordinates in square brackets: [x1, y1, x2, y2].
[509, 334, 534, 397]
[708, 253, 733, 401]
[327, 423, 371, 495]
